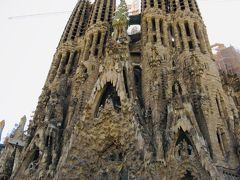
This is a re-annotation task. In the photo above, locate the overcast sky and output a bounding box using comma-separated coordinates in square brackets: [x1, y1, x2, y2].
[0, 0, 240, 142]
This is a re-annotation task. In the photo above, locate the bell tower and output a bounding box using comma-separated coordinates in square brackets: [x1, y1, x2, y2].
[140, 0, 240, 178]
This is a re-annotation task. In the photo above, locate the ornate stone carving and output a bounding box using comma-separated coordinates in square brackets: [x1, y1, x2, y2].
[1, 0, 240, 178]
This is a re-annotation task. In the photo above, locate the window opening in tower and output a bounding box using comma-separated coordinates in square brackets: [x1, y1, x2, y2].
[123, 68, 130, 98]
[158, 0, 162, 9]
[165, 0, 170, 13]
[180, 0, 185, 10]
[134, 66, 144, 108]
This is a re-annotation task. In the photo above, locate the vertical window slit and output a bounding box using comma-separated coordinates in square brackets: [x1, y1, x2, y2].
[184, 22, 191, 37]
[134, 66, 144, 108]
[177, 23, 184, 51]
[168, 24, 175, 47]
[123, 68, 130, 98]
[216, 97, 222, 117]
[152, 18, 156, 32]
[159, 19, 164, 44]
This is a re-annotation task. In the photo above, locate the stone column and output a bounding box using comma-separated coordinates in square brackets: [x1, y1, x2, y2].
[175, 0, 181, 11]
[91, 32, 98, 56]
[151, 82, 165, 161]
[155, 19, 162, 45]
[179, 21, 189, 51]
[193, 0, 201, 15]
[146, 0, 150, 8]
[198, 27, 207, 53]
[173, 23, 181, 50]
[184, 0, 190, 11]
[77, 2, 87, 37]
[190, 0, 197, 13]
[161, 0, 166, 13]
[104, 0, 111, 21]
[202, 27, 212, 54]
[169, 0, 173, 12]
[154, 0, 158, 8]
[97, 0, 104, 22]
[163, 21, 169, 47]
[56, 52, 68, 78]
[90, 0, 99, 25]
[142, 20, 148, 44]
[194, 23, 207, 53]
[83, 34, 93, 60]
[98, 31, 106, 58]
[147, 18, 153, 43]
[189, 21, 199, 50]
[48, 54, 62, 82]
[66, 52, 76, 75]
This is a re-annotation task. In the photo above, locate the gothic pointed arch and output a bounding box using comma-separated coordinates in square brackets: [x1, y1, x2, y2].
[166, 104, 219, 178]
[95, 82, 121, 116]
[168, 128, 211, 179]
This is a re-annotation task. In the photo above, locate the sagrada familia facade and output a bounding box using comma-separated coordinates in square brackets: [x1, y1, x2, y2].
[1, 0, 240, 179]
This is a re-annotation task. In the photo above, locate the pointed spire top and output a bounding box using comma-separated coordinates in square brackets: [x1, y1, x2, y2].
[112, 0, 129, 27]
[0, 120, 5, 142]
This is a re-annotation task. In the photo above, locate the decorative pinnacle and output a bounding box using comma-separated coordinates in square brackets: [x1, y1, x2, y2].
[0, 120, 5, 142]
[112, 0, 129, 27]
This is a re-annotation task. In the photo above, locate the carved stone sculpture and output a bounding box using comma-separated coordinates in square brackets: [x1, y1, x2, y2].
[1, 0, 240, 179]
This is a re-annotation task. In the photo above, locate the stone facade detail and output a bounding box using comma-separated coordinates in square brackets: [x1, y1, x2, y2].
[0, 0, 240, 179]
[0, 120, 5, 143]
[0, 116, 27, 179]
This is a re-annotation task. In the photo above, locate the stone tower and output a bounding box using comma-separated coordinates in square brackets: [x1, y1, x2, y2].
[0, 120, 5, 142]
[0, 0, 240, 179]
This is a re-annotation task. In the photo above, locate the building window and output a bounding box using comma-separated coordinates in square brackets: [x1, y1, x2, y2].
[165, 0, 170, 13]
[152, 18, 156, 32]
[134, 66, 144, 108]
[177, 23, 184, 51]
[157, 0, 162, 9]
[180, 0, 185, 10]
[188, 0, 194, 11]
[184, 22, 191, 37]
[150, 0, 154, 7]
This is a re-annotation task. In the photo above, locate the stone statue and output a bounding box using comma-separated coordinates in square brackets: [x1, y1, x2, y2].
[0, 120, 5, 142]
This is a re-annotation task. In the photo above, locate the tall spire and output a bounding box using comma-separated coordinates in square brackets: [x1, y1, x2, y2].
[0, 120, 5, 142]
[60, 0, 92, 43]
